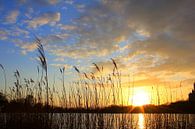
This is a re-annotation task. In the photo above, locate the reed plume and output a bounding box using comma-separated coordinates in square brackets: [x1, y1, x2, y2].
[36, 37, 49, 109]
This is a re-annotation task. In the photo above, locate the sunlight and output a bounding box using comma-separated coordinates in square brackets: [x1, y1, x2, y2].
[132, 90, 150, 106]
[138, 114, 145, 129]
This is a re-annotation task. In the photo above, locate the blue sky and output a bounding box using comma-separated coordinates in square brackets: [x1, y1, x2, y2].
[0, 0, 97, 84]
[0, 0, 195, 101]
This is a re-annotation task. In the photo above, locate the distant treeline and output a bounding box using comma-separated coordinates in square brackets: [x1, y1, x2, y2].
[1, 91, 195, 113]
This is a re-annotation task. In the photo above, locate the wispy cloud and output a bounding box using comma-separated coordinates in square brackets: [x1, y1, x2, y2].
[58, 24, 77, 31]
[50, 63, 71, 69]
[27, 12, 60, 28]
[6, 10, 19, 23]
[16, 41, 37, 55]
[25, 0, 62, 5]
[65, 0, 74, 5]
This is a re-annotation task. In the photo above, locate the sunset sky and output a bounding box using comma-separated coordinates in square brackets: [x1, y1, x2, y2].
[0, 0, 195, 105]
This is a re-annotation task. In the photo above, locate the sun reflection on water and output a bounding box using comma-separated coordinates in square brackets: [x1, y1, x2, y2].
[138, 114, 145, 129]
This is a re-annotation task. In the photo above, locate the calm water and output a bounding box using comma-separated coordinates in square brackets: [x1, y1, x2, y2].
[0, 113, 195, 129]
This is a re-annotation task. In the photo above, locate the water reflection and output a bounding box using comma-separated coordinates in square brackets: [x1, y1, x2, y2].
[189, 114, 195, 128]
[138, 114, 145, 129]
[0, 113, 194, 129]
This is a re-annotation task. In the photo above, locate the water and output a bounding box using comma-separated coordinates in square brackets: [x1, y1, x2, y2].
[0, 113, 195, 129]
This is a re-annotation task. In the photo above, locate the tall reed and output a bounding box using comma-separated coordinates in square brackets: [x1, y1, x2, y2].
[36, 37, 49, 109]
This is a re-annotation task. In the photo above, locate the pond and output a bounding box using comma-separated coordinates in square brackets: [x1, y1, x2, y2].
[0, 113, 195, 129]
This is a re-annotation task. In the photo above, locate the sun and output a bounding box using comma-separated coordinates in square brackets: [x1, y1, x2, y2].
[131, 90, 150, 106]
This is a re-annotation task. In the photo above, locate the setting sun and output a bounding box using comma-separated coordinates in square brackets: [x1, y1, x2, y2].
[132, 90, 150, 106]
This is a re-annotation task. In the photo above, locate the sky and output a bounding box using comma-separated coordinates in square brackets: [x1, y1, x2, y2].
[0, 0, 195, 104]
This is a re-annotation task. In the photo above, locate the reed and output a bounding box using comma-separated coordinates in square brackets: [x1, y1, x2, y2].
[60, 67, 67, 108]
[0, 64, 7, 96]
[36, 37, 49, 109]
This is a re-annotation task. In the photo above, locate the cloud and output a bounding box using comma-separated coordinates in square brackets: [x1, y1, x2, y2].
[73, 4, 132, 56]
[11, 27, 29, 37]
[64, 0, 195, 85]
[128, 30, 195, 74]
[54, 57, 65, 62]
[27, 12, 60, 28]
[76, 4, 86, 12]
[73, 0, 195, 59]
[44, 33, 70, 43]
[0, 27, 29, 41]
[49, 46, 105, 59]
[13, 32, 69, 56]
[18, 42, 37, 55]
[6, 10, 19, 23]
[7, 0, 195, 86]
[50, 63, 71, 69]
[25, 0, 62, 5]
[31, 0, 195, 80]
[48, 0, 58, 5]
[11, 39, 37, 55]
[65, 0, 74, 5]
[20, 43, 37, 52]
[18, 0, 26, 4]
[0, 29, 8, 40]
[58, 24, 77, 31]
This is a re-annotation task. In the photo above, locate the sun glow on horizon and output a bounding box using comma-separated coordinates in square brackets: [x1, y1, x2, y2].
[132, 90, 150, 106]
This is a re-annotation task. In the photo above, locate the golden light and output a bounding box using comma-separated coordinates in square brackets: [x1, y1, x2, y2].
[138, 114, 145, 129]
[132, 90, 150, 106]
